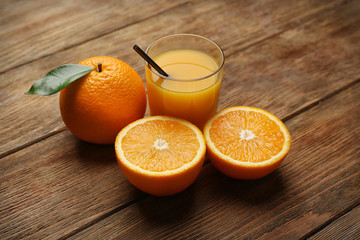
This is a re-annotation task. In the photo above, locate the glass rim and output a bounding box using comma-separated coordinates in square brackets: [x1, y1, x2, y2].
[145, 33, 225, 82]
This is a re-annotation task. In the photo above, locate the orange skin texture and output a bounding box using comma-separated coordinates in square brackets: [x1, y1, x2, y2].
[207, 147, 287, 179]
[59, 56, 146, 144]
[116, 153, 205, 196]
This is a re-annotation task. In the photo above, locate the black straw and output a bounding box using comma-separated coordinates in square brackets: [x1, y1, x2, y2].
[133, 45, 169, 77]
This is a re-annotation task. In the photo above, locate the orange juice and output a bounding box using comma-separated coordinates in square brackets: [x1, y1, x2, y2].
[146, 49, 223, 129]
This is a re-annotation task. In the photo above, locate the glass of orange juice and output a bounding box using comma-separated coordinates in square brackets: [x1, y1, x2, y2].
[145, 34, 225, 129]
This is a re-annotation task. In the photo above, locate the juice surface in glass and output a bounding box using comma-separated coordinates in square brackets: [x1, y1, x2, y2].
[146, 49, 222, 129]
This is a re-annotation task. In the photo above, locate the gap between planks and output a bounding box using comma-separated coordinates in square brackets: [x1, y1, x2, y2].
[224, 0, 351, 59]
[57, 197, 147, 240]
[0, 127, 66, 159]
[303, 201, 360, 240]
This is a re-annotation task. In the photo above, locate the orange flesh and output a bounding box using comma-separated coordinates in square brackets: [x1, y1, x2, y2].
[209, 110, 285, 162]
[121, 120, 200, 172]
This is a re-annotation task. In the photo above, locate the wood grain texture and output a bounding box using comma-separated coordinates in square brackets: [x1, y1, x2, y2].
[67, 81, 360, 240]
[1, 0, 359, 239]
[220, 0, 360, 113]
[309, 206, 360, 240]
[0, 0, 189, 73]
[0, 130, 146, 239]
[0, 0, 354, 156]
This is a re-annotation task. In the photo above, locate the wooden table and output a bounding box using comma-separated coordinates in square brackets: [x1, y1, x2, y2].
[1, 0, 359, 239]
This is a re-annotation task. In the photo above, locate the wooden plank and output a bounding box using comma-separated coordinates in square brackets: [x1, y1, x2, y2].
[0, 0, 352, 156]
[308, 206, 360, 240]
[0, 130, 146, 239]
[0, 0, 188, 73]
[67, 80, 360, 239]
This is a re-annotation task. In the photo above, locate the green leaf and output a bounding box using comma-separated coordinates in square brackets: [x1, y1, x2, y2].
[25, 64, 94, 95]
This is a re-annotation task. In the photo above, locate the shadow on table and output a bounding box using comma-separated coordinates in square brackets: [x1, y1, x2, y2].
[102, 163, 289, 239]
[208, 163, 288, 205]
[74, 138, 116, 166]
[133, 162, 288, 227]
[135, 182, 197, 225]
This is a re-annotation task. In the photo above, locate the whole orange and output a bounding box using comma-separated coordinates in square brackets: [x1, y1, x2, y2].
[59, 56, 146, 144]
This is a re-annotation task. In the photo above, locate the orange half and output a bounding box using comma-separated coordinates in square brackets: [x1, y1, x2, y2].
[204, 106, 291, 179]
[115, 116, 206, 196]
